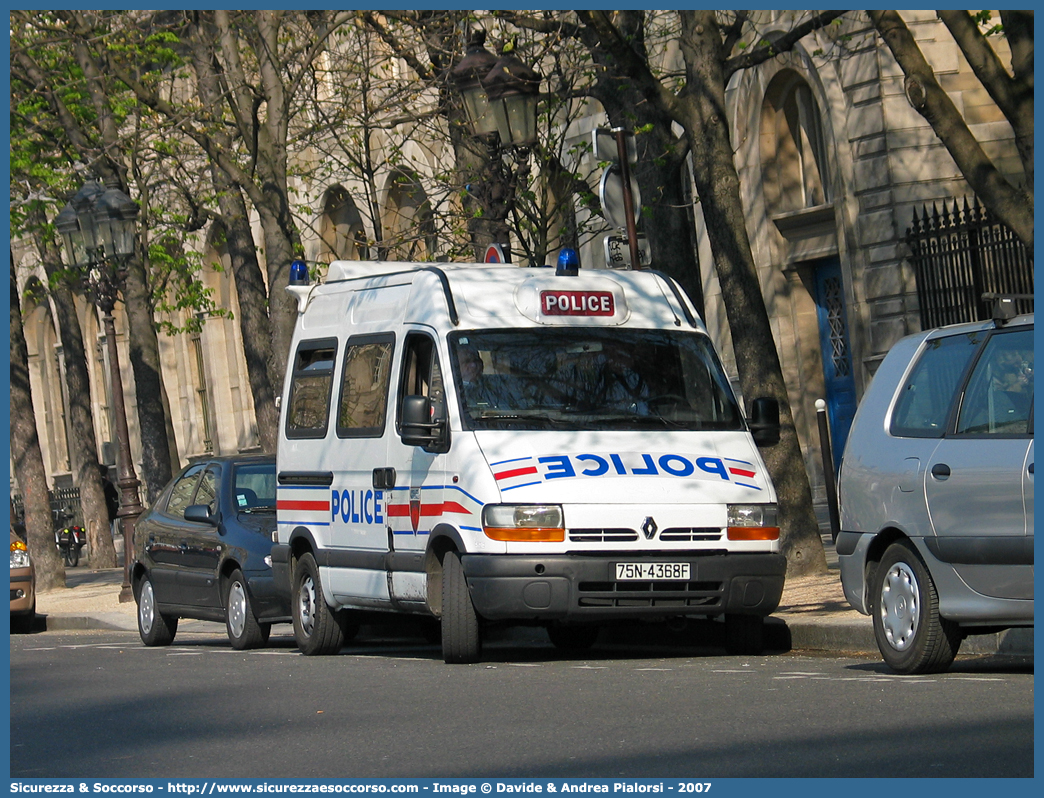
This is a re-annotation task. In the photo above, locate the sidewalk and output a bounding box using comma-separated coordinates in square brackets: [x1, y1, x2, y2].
[31, 536, 1032, 658]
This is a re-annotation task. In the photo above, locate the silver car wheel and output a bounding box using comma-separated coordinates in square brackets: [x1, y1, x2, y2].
[227, 580, 248, 639]
[879, 560, 919, 651]
[139, 579, 156, 635]
[298, 574, 316, 638]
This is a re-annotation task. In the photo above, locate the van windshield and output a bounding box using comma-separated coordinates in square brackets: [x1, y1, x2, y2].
[449, 329, 743, 432]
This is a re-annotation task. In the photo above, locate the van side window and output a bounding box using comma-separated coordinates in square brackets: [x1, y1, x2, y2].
[399, 333, 445, 424]
[955, 328, 1033, 436]
[337, 335, 394, 438]
[890, 332, 981, 438]
[286, 339, 338, 439]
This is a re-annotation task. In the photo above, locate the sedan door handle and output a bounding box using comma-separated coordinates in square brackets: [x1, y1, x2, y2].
[930, 463, 951, 480]
[1029, 462, 1034, 475]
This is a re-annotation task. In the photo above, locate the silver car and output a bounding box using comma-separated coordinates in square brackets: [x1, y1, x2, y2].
[837, 307, 1033, 674]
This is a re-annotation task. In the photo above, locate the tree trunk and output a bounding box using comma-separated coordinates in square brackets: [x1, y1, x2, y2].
[31, 210, 118, 568]
[11, 255, 66, 590]
[256, 202, 299, 392]
[576, 10, 704, 308]
[188, 18, 279, 452]
[211, 199, 280, 453]
[121, 253, 174, 504]
[869, 10, 1033, 248]
[49, 284, 118, 568]
[678, 11, 826, 575]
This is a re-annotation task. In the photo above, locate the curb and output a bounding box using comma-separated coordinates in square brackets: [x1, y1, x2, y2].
[41, 612, 138, 632]
[38, 610, 1032, 658]
[775, 614, 1033, 657]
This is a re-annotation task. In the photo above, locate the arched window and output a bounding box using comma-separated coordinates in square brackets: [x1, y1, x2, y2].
[384, 171, 435, 261]
[319, 186, 367, 262]
[760, 71, 830, 213]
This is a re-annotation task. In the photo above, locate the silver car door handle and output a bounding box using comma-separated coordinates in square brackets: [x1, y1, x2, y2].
[930, 463, 951, 480]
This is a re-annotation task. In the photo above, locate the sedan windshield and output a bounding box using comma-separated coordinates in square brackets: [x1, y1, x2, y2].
[449, 328, 743, 432]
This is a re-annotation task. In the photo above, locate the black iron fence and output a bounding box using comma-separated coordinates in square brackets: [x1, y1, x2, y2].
[11, 488, 85, 529]
[906, 197, 1033, 328]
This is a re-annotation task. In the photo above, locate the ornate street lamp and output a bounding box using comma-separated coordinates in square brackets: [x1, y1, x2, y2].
[481, 52, 541, 148]
[450, 30, 541, 148]
[55, 178, 143, 603]
[449, 30, 501, 137]
[450, 31, 542, 261]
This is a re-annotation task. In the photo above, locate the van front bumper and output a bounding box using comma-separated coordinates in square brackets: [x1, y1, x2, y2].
[461, 552, 786, 622]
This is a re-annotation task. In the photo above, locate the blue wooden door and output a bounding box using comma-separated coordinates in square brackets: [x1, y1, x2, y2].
[814, 259, 857, 462]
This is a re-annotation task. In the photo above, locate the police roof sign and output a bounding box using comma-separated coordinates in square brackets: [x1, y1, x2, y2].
[540, 290, 615, 316]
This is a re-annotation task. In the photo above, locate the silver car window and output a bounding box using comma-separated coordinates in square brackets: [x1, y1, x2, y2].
[890, 332, 981, 438]
[956, 328, 1033, 435]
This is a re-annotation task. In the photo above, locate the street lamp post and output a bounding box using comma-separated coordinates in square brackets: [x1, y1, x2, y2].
[55, 178, 143, 603]
[450, 30, 542, 261]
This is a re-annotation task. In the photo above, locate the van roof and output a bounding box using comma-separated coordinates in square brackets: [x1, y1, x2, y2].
[298, 261, 706, 332]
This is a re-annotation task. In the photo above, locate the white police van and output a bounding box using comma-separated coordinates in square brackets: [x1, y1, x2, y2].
[272, 252, 786, 663]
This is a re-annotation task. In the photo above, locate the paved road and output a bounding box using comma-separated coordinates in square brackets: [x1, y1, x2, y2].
[10, 624, 1033, 779]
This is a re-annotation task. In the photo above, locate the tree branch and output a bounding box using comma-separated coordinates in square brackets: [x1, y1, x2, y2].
[575, 10, 683, 122]
[723, 10, 847, 80]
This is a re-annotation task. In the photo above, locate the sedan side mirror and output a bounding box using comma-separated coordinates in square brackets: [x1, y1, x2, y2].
[184, 504, 217, 526]
[400, 395, 449, 453]
[748, 397, 780, 447]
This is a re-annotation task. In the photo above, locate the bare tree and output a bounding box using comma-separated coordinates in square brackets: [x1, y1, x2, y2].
[28, 209, 119, 568]
[104, 10, 355, 400]
[567, 10, 848, 574]
[11, 11, 177, 502]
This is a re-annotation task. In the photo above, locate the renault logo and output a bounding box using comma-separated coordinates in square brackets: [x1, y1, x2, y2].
[641, 517, 658, 539]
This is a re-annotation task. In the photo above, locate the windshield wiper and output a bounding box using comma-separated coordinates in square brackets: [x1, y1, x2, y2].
[239, 505, 276, 513]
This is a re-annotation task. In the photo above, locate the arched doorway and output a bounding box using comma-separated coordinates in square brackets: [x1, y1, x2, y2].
[760, 69, 854, 461]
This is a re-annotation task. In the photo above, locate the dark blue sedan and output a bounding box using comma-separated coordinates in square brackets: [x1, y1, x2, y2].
[132, 454, 290, 649]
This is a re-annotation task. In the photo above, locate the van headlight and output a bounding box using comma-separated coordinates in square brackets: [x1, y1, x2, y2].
[726, 504, 780, 541]
[482, 505, 565, 542]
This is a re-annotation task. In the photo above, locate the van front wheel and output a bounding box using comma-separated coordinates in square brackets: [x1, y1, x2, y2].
[292, 553, 345, 656]
[724, 614, 763, 655]
[441, 550, 481, 664]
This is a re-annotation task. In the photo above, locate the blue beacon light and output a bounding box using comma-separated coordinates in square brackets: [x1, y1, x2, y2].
[289, 259, 309, 286]
[556, 248, 580, 276]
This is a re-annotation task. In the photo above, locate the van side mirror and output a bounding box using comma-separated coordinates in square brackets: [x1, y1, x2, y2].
[401, 395, 449, 453]
[748, 397, 780, 447]
[185, 504, 217, 525]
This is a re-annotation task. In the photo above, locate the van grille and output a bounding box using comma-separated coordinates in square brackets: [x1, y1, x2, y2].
[577, 580, 723, 608]
[658, 527, 722, 542]
[569, 528, 639, 543]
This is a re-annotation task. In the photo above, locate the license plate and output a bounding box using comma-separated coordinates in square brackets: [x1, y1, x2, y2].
[615, 562, 691, 581]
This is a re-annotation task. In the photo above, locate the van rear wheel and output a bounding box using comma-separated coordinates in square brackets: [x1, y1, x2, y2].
[292, 553, 345, 656]
[441, 550, 481, 664]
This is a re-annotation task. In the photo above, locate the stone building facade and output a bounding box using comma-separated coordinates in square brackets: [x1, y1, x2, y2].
[13, 11, 1026, 507]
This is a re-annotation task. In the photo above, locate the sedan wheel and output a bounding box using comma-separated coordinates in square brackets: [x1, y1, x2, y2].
[225, 569, 266, 650]
[137, 575, 177, 647]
